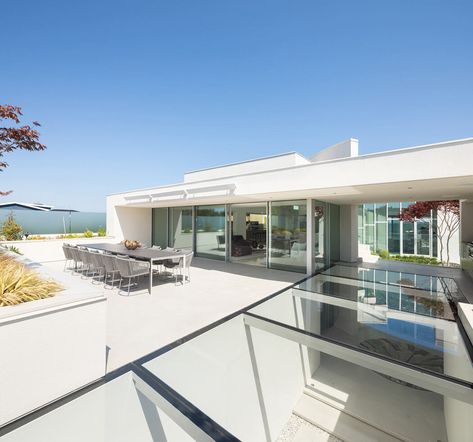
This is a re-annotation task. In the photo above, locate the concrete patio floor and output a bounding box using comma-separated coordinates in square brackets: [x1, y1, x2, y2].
[7, 238, 472, 373]
[42, 255, 301, 371]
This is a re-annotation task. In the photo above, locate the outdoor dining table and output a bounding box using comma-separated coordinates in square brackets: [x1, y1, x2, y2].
[83, 243, 189, 294]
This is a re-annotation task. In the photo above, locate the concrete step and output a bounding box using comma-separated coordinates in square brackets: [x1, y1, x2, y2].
[293, 392, 405, 442]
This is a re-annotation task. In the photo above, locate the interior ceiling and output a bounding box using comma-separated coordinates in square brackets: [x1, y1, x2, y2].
[120, 175, 473, 208]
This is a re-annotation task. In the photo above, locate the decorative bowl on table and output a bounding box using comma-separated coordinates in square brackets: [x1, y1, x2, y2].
[123, 239, 142, 250]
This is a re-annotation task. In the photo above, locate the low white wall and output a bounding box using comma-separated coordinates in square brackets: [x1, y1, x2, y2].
[1, 237, 117, 264]
[0, 254, 107, 426]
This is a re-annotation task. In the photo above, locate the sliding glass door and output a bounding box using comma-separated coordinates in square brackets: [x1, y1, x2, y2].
[314, 201, 326, 271]
[168, 207, 193, 249]
[229, 203, 267, 267]
[152, 208, 168, 248]
[195, 205, 226, 260]
[269, 201, 307, 273]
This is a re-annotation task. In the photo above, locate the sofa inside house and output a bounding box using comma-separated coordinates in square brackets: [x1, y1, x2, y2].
[231, 235, 253, 257]
[216, 234, 253, 256]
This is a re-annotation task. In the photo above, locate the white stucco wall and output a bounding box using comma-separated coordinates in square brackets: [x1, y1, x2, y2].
[0, 254, 107, 426]
[437, 209, 461, 265]
[106, 203, 152, 245]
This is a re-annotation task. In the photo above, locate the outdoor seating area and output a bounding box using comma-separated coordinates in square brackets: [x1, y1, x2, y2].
[62, 242, 193, 295]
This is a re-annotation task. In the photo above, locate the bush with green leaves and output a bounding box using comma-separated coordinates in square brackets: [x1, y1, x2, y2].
[1, 212, 23, 241]
[58, 233, 81, 239]
[377, 249, 390, 260]
[390, 254, 440, 265]
[83, 229, 94, 238]
[97, 228, 106, 237]
[6, 246, 22, 254]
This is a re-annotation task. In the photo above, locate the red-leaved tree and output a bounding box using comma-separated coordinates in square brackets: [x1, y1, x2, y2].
[0, 105, 46, 195]
[399, 200, 460, 265]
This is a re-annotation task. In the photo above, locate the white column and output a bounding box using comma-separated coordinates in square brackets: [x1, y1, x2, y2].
[306, 199, 315, 274]
[339, 204, 358, 263]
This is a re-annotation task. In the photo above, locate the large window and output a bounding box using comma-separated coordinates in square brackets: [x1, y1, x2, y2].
[403, 222, 415, 254]
[314, 202, 326, 270]
[151, 200, 329, 272]
[364, 204, 375, 225]
[388, 202, 400, 218]
[360, 202, 437, 258]
[375, 204, 387, 252]
[417, 219, 430, 256]
[168, 207, 193, 249]
[388, 219, 400, 254]
[195, 205, 226, 260]
[269, 201, 307, 273]
[376, 223, 387, 251]
[229, 203, 267, 267]
[152, 208, 168, 248]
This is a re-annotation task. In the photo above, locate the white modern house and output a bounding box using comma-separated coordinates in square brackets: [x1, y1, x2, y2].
[2, 137, 473, 442]
[107, 137, 473, 274]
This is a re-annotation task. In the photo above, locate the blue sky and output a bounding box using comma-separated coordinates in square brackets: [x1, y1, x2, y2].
[2, 0, 472, 211]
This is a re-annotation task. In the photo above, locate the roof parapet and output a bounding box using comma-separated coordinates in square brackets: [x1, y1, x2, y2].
[310, 138, 359, 163]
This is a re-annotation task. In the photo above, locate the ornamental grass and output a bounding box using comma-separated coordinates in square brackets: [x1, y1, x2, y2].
[0, 253, 63, 307]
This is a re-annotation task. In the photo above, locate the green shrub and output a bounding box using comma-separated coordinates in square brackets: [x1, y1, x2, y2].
[1, 212, 23, 241]
[389, 254, 440, 265]
[83, 229, 94, 238]
[6, 246, 22, 255]
[377, 249, 390, 259]
[27, 235, 47, 240]
[0, 253, 62, 306]
[97, 228, 106, 237]
[59, 233, 82, 239]
[373, 249, 440, 265]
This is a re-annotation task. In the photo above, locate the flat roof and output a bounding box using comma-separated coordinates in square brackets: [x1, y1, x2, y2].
[107, 136, 473, 197]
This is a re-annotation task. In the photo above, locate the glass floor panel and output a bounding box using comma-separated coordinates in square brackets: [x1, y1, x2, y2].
[249, 266, 473, 387]
[1, 372, 202, 442]
[297, 272, 456, 321]
[321, 264, 465, 302]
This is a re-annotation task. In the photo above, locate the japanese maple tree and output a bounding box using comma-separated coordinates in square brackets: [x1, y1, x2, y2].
[0, 105, 46, 195]
[399, 200, 460, 265]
